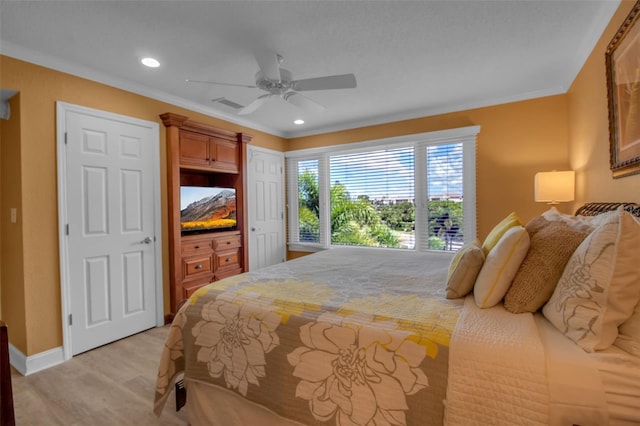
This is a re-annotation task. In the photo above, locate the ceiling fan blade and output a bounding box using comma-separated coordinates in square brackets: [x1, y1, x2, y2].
[283, 92, 325, 113]
[186, 79, 257, 89]
[238, 94, 270, 115]
[253, 49, 281, 81]
[291, 74, 357, 91]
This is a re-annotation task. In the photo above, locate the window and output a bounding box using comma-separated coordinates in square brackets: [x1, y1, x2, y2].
[286, 126, 479, 252]
[330, 147, 415, 248]
[425, 143, 464, 251]
[297, 159, 320, 243]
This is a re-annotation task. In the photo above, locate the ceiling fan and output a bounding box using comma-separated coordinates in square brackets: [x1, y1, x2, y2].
[187, 49, 357, 115]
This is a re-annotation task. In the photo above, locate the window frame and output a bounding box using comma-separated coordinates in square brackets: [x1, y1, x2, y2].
[285, 125, 480, 252]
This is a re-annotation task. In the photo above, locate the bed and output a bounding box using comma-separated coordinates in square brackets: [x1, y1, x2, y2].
[154, 202, 640, 425]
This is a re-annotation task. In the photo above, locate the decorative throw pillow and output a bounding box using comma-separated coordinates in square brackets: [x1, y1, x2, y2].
[504, 216, 590, 313]
[481, 212, 521, 255]
[615, 302, 640, 356]
[474, 225, 530, 308]
[614, 213, 640, 356]
[543, 210, 640, 352]
[446, 240, 485, 299]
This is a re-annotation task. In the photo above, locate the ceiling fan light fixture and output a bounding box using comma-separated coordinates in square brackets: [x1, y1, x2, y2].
[141, 57, 160, 68]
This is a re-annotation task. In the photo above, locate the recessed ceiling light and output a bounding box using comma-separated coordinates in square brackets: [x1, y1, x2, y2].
[294, 119, 304, 125]
[141, 57, 160, 68]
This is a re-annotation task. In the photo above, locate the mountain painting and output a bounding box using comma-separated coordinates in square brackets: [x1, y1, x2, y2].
[180, 188, 236, 232]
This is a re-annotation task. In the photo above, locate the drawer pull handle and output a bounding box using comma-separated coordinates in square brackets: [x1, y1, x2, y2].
[194, 264, 203, 270]
[194, 245, 200, 249]
[225, 258, 232, 263]
[226, 241, 231, 245]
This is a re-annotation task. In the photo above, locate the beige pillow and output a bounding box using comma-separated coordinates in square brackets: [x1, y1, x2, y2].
[446, 240, 485, 299]
[543, 210, 640, 352]
[474, 226, 530, 308]
[504, 216, 589, 313]
[481, 212, 521, 255]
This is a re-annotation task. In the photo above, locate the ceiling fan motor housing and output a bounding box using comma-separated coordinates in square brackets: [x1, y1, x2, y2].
[255, 69, 294, 95]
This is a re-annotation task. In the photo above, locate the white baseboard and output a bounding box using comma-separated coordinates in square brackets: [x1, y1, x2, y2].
[9, 343, 65, 376]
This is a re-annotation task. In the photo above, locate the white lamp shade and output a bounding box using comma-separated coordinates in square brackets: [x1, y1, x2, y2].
[534, 171, 575, 204]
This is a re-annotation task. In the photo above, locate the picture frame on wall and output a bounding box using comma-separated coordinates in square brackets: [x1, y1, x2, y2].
[606, 1, 640, 178]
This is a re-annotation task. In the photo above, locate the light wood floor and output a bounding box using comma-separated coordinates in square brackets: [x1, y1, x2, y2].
[10, 326, 188, 425]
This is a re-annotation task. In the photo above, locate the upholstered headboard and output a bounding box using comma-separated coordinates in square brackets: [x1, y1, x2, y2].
[575, 202, 640, 218]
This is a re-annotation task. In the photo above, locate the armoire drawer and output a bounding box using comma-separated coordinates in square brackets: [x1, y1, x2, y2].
[182, 239, 213, 255]
[214, 249, 240, 271]
[183, 255, 213, 278]
[212, 235, 241, 251]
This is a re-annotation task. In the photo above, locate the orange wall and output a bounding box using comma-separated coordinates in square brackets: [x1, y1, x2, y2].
[568, 0, 640, 206]
[288, 94, 570, 260]
[0, 94, 27, 352]
[0, 55, 286, 355]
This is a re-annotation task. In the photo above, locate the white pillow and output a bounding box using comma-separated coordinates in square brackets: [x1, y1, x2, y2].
[543, 210, 640, 352]
[614, 213, 640, 356]
[615, 302, 640, 356]
[474, 225, 530, 308]
[542, 206, 614, 233]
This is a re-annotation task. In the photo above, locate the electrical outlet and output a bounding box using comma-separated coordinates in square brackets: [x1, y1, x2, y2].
[10, 208, 16, 223]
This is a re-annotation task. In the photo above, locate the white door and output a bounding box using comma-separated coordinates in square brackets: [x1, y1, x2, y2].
[58, 103, 160, 356]
[247, 146, 285, 270]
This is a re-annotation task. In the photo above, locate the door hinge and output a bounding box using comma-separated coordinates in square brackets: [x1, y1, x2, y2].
[64, 132, 68, 145]
[68, 314, 73, 326]
[281, 212, 284, 219]
[66, 224, 69, 235]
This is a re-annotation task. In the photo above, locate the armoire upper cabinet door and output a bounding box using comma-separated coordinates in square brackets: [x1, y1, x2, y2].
[179, 131, 239, 173]
[210, 138, 239, 173]
[179, 130, 210, 168]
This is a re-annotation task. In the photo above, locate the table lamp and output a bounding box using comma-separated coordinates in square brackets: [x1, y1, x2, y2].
[534, 170, 575, 206]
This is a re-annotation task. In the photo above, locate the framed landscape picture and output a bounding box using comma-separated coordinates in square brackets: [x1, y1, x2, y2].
[606, 1, 640, 178]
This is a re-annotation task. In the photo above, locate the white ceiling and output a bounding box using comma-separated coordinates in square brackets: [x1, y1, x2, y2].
[0, 0, 619, 138]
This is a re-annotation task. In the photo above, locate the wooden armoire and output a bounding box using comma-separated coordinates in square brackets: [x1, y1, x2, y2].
[160, 113, 253, 319]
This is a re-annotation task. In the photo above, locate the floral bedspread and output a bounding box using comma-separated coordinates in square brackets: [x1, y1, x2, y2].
[154, 247, 462, 425]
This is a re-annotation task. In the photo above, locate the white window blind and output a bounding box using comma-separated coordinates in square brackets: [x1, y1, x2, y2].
[296, 159, 320, 243]
[423, 143, 464, 251]
[427, 143, 463, 201]
[329, 147, 415, 248]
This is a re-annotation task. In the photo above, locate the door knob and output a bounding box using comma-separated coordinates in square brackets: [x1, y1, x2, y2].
[141, 236, 153, 244]
[251, 227, 256, 231]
